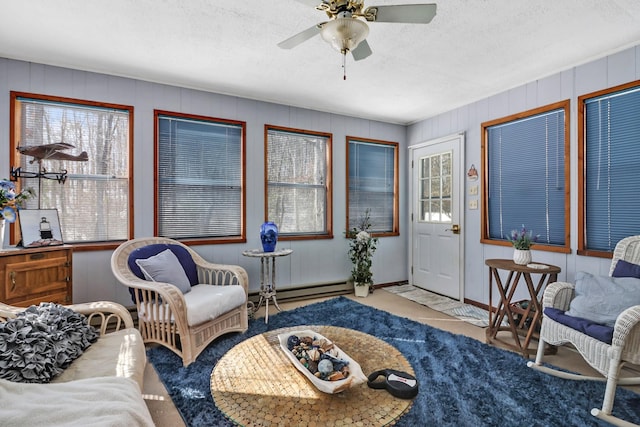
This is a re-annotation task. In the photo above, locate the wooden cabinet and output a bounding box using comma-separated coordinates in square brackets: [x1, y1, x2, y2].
[0, 245, 72, 307]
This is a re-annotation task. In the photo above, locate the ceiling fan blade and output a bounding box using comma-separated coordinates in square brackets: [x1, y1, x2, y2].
[277, 24, 321, 49]
[366, 4, 437, 24]
[351, 39, 372, 61]
[293, 0, 324, 6]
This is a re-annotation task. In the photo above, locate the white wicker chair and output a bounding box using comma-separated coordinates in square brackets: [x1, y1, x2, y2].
[111, 237, 249, 367]
[528, 235, 640, 426]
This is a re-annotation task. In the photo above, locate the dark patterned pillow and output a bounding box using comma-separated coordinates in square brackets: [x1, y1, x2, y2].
[0, 302, 98, 383]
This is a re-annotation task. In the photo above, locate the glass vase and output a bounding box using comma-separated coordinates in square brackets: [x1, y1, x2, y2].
[260, 221, 278, 252]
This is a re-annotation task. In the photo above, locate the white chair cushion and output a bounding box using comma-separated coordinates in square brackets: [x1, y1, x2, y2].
[183, 284, 247, 326]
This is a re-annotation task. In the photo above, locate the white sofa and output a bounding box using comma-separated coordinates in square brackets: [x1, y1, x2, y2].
[0, 301, 154, 427]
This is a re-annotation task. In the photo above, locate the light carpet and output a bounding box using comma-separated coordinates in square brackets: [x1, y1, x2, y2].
[383, 284, 494, 327]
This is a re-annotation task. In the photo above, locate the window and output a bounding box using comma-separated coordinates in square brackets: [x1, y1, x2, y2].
[579, 81, 640, 256]
[347, 136, 398, 235]
[481, 101, 570, 252]
[265, 125, 332, 239]
[419, 151, 452, 223]
[11, 92, 132, 246]
[155, 111, 245, 243]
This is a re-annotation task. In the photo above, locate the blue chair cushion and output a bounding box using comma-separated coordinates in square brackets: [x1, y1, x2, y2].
[544, 307, 613, 345]
[612, 259, 640, 279]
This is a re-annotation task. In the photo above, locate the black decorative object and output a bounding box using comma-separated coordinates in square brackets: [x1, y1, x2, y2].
[260, 221, 278, 252]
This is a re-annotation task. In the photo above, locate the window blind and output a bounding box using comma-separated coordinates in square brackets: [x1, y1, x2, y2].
[17, 97, 130, 243]
[487, 108, 566, 246]
[266, 128, 328, 235]
[157, 115, 243, 239]
[584, 87, 640, 251]
[348, 140, 395, 232]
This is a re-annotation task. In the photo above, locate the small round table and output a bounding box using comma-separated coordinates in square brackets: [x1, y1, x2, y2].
[242, 248, 293, 323]
[211, 325, 414, 426]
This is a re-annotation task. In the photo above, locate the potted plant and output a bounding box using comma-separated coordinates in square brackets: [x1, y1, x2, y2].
[346, 210, 378, 297]
[507, 224, 539, 265]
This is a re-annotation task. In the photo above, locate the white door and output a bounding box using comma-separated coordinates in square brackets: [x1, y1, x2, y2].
[409, 133, 464, 300]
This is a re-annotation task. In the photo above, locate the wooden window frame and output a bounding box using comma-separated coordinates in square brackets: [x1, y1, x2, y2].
[480, 100, 571, 253]
[346, 136, 399, 238]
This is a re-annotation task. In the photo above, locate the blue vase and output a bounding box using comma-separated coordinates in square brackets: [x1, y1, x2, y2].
[260, 221, 278, 252]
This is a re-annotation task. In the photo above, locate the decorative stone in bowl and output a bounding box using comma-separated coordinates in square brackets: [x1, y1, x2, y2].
[277, 329, 368, 394]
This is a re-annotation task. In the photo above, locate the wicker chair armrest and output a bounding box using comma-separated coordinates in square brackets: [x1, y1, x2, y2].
[194, 259, 249, 291]
[612, 305, 640, 351]
[122, 275, 187, 320]
[0, 302, 26, 320]
[542, 281, 575, 311]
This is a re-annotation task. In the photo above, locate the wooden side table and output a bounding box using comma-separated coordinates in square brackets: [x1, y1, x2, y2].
[0, 245, 73, 306]
[485, 259, 560, 357]
[242, 248, 293, 323]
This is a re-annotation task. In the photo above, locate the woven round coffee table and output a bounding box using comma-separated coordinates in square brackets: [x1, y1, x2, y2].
[210, 325, 414, 426]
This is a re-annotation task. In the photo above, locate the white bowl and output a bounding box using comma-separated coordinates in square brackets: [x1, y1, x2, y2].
[277, 329, 368, 394]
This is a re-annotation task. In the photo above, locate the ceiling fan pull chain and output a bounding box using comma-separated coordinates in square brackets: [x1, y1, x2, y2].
[342, 52, 347, 80]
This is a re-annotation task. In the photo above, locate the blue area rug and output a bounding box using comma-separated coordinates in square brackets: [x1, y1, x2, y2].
[148, 296, 640, 426]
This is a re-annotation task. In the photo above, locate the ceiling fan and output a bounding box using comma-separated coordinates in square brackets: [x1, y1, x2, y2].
[278, 1, 437, 77]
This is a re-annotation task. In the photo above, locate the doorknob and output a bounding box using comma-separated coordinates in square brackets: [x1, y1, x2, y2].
[445, 224, 460, 234]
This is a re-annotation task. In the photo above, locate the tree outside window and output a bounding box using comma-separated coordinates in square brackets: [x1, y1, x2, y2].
[265, 125, 332, 239]
[11, 92, 132, 246]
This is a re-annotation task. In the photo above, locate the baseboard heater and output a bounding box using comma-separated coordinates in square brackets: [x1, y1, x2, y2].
[248, 280, 352, 304]
[247, 280, 409, 304]
[125, 280, 408, 324]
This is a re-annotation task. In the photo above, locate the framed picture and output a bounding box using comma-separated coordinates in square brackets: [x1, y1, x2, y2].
[18, 209, 64, 248]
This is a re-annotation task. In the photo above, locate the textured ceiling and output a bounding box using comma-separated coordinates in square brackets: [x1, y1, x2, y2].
[2, 1, 640, 125]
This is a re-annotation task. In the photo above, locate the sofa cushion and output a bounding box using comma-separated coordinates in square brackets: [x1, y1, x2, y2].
[612, 259, 640, 279]
[0, 303, 98, 383]
[544, 307, 614, 344]
[0, 376, 154, 427]
[52, 327, 147, 390]
[566, 271, 640, 327]
[135, 248, 192, 294]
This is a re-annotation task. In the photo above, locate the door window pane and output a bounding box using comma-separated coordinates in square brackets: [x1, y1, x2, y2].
[419, 151, 452, 223]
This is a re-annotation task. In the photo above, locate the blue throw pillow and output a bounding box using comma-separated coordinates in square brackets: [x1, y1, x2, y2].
[612, 259, 640, 279]
[566, 271, 640, 327]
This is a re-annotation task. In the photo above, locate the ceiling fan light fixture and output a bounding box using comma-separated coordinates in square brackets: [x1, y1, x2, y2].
[320, 17, 369, 54]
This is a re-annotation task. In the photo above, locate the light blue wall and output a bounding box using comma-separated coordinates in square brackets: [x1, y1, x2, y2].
[0, 58, 407, 306]
[408, 44, 640, 305]
[3, 44, 639, 307]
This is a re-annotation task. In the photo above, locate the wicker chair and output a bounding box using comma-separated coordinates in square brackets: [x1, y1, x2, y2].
[111, 237, 249, 366]
[528, 235, 640, 426]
